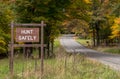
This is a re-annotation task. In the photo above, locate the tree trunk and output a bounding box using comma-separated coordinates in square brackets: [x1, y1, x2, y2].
[47, 40, 50, 58]
[25, 47, 32, 58]
[51, 39, 54, 56]
[95, 22, 100, 46]
[93, 28, 96, 47]
[39, 47, 41, 58]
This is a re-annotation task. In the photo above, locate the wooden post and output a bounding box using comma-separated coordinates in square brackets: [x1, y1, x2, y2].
[10, 21, 14, 77]
[41, 21, 44, 76]
[9, 21, 46, 78]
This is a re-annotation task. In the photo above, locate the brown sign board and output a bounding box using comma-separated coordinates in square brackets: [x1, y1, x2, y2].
[16, 28, 39, 42]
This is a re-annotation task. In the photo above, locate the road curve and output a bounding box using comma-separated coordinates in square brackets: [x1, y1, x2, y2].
[60, 34, 120, 71]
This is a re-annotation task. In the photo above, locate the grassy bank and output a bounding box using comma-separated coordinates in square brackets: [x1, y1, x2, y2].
[94, 47, 120, 54]
[76, 38, 92, 47]
[0, 39, 120, 79]
[76, 38, 120, 54]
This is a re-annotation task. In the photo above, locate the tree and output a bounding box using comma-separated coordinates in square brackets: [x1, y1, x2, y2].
[15, 0, 71, 57]
[62, 0, 91, 35]
[0, 1, 13, 54]
[90, 0, 114, 46]
[66, 19, 89, 38]
[110, 17, 120, 41]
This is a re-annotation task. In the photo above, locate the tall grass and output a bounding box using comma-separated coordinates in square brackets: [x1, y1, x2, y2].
[43, 45, 120, 79]
[0, 39, 120, 79]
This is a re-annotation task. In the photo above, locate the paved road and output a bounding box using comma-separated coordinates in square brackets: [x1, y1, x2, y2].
[60, 34, 120, 71]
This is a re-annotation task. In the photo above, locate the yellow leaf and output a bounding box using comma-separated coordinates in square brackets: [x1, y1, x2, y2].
[84, 0, 91, 4]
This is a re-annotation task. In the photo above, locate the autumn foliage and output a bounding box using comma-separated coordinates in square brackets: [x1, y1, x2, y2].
[111, 17, 120, 38]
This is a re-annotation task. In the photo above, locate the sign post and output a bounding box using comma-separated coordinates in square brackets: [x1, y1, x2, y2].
[41, 21, 44, 76]
[10, 21, 46, 77]
[10, 21, 14, 77]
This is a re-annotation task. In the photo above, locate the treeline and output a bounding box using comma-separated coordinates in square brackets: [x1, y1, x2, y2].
[89, 0, 120, 46]
[0, 0, 120, 57]
[64, 0, 120, 47]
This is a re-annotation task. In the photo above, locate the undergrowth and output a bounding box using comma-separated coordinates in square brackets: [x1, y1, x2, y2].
[0, 39, 120, 79]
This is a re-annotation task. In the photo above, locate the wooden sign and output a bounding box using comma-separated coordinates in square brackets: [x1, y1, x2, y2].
[10, 21, 46, 77]
[16, 28, 39, 42]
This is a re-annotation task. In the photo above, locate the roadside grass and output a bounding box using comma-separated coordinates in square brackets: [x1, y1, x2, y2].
[76, 38, 120, 54]
[54, 38, 60, 47]
[95, 47, 120, 54]
[0, 39, 120, 79]
[76, 38, 92, 47]
[104, 47, 120, 54]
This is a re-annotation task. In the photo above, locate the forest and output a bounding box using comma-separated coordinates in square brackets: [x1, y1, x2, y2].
[0, 0, 120, 57]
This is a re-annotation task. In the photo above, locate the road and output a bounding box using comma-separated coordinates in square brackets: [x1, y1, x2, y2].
[60, 34, 120, 71]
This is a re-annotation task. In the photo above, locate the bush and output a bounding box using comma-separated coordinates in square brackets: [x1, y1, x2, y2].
[0, 39, 7, 53]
